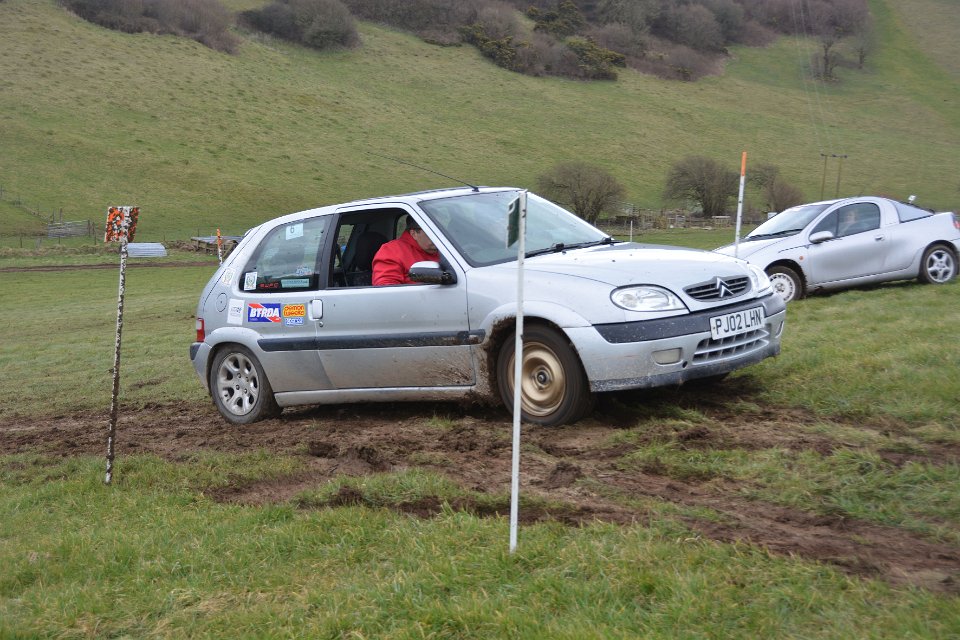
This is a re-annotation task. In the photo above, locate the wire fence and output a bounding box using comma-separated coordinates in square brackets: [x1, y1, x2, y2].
[0, 183, 249, 250]
[0, 182, 99, 246]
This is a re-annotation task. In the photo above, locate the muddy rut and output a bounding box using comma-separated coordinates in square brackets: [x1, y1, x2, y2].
[2, 399, 958, 593]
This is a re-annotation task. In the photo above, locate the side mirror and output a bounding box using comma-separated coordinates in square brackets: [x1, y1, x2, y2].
[809, 231, 835, 244]
[408, 260, 457, 285]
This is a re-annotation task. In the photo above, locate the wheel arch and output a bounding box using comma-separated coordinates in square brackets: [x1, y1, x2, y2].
[921, 240, 958, 262]
[765, 258, 807, 288]
[203, 328, 264, 389]
[484, 315, 590, 407]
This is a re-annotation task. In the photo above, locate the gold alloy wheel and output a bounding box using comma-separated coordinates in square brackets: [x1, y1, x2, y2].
[505, 340, 567, 417]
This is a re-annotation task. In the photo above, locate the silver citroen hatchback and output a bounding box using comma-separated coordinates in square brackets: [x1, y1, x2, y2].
[191, 187, 785, 426]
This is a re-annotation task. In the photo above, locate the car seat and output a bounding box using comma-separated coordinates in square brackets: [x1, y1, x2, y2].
[344, 230, 387, 286]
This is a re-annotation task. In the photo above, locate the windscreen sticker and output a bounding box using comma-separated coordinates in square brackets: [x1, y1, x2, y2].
[247, 303, 281, 323]
[220, 268, 235, 286]
[286, 223, 304, 240]
[283, 304, 306, 318]
[281, 278, 310, 288]
[227, 299, 244, 325]
[243, 271, 258, 291]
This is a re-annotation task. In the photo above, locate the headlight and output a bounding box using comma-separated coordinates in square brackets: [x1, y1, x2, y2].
[748, 264, 772, 295]
[611, 286, 687, 312]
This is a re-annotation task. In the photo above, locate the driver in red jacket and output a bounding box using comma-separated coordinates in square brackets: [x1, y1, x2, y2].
[372, 217, 440, 286]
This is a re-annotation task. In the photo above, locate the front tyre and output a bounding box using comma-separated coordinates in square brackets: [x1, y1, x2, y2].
[918, 244, 957, 284]
[209, 345, 281, 424]
[496, 325, 594, 427]
[767, 265, 803, 303]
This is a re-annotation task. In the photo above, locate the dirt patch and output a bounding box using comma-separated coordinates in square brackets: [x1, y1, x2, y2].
[2, 399, 958, 593]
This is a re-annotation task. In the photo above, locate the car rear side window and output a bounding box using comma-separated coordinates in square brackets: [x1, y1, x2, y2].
[895, 202, 933, 222]
[241, 217, 329, 293]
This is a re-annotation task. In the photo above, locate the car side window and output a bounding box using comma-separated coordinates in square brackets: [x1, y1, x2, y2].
[811, 211, 838, 236]
[241, 217, 329, 293]
[328, 209, 405, 288]
[836, 203, 880, 237]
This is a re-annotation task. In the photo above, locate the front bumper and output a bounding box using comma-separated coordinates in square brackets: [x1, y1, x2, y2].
[570, 294, 786, 392]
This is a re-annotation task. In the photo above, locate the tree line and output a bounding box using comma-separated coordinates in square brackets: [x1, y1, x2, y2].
[538, 156, 804, 224]
[60, 0, 872, 82]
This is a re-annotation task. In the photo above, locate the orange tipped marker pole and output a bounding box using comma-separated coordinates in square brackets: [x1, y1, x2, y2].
[734, 151, 747, 259]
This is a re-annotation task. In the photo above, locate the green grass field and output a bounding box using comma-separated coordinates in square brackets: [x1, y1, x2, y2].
[2, 262, 959, 636]
[1, 0, 959, 243]
[3, 0, 960, 634]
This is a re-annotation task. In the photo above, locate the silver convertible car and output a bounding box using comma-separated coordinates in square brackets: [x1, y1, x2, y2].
[715, 196, 960, 302]
[191, 187, 786, 426]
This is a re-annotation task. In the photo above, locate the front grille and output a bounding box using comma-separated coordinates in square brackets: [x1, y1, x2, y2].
[693, 328, 769, 363]
[684, 276, 750, 301]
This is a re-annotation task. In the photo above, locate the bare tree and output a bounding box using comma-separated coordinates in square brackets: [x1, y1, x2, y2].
[850, 13, 875, 68]
[748, 163, 805, 212]
[663, 155, 738, 217]
[807, 0, 869, 80]
[537, 162, 625, 224]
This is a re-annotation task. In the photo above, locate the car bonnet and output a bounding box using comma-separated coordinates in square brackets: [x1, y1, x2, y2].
[521, 243, 755, 287]
[714, 236, 789, 260]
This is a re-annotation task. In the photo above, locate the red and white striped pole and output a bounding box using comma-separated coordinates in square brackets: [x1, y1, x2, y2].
[734, 151, 747, 259]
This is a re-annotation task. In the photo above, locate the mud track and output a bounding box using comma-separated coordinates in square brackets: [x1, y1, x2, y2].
[2, 399, 958, 593]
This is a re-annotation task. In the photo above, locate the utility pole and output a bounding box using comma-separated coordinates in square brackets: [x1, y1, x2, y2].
[819, 153, 848, 199]
[835, 154, 848, 197]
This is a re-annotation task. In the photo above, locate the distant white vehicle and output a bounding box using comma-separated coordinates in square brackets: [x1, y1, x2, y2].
[716, 197, 960, 302]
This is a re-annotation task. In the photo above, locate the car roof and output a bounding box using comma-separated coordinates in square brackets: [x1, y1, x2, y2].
[344, 185, 518, 205]
[266, 186, 521, 226]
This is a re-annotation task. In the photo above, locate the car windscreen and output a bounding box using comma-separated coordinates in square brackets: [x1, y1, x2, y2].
[419, 191, 608, 267]
[745, 202, 831, 240]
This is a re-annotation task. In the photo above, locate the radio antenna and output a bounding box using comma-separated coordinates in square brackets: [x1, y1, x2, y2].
[368, 152, 479, 192]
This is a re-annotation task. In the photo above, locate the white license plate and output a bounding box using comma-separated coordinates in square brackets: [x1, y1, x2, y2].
[709, 307, 764, 340]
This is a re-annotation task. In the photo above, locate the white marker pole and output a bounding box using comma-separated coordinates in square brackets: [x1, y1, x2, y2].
[734, 151, 747, 259]
[509, 190, 527, 554]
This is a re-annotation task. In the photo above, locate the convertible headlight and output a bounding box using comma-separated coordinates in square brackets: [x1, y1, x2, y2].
[611, 286, 687, 312]
[748, 265, 772, 295]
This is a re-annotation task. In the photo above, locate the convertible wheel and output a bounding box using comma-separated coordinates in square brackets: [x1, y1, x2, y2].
[918, 244, 957, 285]
[209, 345, 281, 424]
[496, 326, 594, 426]
[767, 266, 803, 303]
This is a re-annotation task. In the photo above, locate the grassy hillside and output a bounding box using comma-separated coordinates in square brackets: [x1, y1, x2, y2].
[1, 0, 957, 240]
[888, 0, 960, 79]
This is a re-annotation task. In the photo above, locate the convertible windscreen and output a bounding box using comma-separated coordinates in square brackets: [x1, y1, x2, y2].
[746, 203, 830, 240]
[419, 191, 608, 266]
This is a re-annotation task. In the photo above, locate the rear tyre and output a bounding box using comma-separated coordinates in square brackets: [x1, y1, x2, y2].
[496, 325, 594, 427]
[209, 345, 281, 424]
[918, 244, 957, 284]
[767, 266, 803, 303]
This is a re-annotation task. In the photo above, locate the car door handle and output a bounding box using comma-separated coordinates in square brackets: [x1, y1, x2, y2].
[874, 235, 885, 241]
[310, 299, 323, 319]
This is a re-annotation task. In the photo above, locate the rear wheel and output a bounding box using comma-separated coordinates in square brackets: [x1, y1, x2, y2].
[918, 244, 957, 284]
[496, 325, 594, 426]
[209, 345, 281, 424]
[767, 265, 803, 303]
